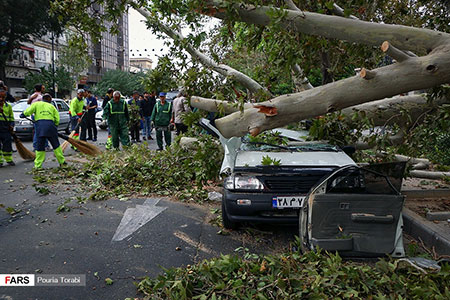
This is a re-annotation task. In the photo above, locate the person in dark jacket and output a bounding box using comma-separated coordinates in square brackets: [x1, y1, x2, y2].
[85, 90, 98, 141]
[128, 91, 142, 143]
[140, 91, 156, 140]
[102, 88, 114, 149]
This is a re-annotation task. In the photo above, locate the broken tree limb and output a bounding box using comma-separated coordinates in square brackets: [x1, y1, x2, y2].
[210, 45, 450, 138]
[341, 94, 450, 127]
[292, 64, 314, 91]
[134, 6, 271, 97]
[410, 170, 450, 180]
[332, 3, 359, 20]
[190, 96, 252, 114]
[381, 41, 411, 62]
[201, 1, 450, 54]
[360, 68, 376, 80]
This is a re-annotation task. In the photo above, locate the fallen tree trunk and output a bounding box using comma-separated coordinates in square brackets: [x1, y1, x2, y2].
[201, 1, 449, 54]
[208, 45, 450, 138]
[190, 96, 252, 114]
[341, 94, 450, 127]
[410, 170, 450, 180]
[191, 1, 450, 138]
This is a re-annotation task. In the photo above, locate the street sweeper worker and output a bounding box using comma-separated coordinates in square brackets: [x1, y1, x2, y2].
[69, 89, 86, 141]
[103, 91, 130, 149]
[21, 94, 65, 169]
[0, 87, 15, 167]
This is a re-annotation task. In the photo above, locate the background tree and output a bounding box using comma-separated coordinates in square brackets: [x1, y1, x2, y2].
[23, 67, 73, 97]
[57, 35, 92, 88]
[0, 0, 65, 80]
[92, 69, 145, 97]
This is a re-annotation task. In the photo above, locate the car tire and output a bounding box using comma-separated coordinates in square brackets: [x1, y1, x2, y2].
[222, 198, 239, 230]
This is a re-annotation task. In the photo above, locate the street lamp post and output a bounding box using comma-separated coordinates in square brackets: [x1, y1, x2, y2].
[51, 32, 57, 98]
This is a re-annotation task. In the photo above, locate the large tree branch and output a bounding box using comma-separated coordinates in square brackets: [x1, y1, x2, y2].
[341, 94, 450, 127]
[201, 1, 450, 54]
[134, 6, 271, 97]
[208, 44, 450, 138]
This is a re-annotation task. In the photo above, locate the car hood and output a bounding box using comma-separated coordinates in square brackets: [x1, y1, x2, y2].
[235, 151, 356, 168]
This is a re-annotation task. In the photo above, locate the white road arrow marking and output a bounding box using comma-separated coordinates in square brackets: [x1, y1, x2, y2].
[112, 198, 167, 242]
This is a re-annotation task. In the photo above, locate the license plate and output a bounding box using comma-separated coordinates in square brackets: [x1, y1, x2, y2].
[272, 196, 305, 209]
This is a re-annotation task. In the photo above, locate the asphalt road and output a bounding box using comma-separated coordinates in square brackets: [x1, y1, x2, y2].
[0, 128, 297, 299]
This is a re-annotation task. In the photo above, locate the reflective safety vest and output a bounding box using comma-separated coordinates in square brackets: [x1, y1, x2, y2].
[23, 101, 60, 126]
[156, 102, 171, 113]
[108, 100, 126, 114]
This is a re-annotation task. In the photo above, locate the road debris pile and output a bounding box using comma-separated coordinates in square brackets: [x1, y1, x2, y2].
[135, 248, 450, 299]
[41, 136, 222, 202]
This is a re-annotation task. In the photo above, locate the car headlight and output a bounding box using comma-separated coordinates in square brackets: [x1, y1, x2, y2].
[20, 120, 32, 125]
[224, 175, 264, 190]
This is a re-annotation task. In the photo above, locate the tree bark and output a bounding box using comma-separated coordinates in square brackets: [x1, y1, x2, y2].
[210, 45, 450, 138]
[134, 6, 271, 98]
[292, 64, 313, 91]
[201, 1, 450, 54]
[190, 96, 252, 114]
[410, 170, 450, 180]
[341, 94, 450, 127]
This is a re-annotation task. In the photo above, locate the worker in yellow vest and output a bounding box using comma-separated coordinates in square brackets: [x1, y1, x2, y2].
[22, 94, 65, 169]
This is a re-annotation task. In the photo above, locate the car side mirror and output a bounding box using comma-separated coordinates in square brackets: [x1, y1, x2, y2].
[342, 145, 356, 156]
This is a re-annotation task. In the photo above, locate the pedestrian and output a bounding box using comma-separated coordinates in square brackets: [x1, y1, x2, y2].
[69, 89, 86, 143]
[102, 88, 114, 150]
[27, 84, 49, 151]
[103, 91, 130, 150]
[21, 94, 65, 169]
[151, 92, 173, 151]
[140, 91, 156, 140]
[0, 87, 15, 167]
[128, 91, 142, 143]
[27, 84, 45, 104]
[172, 90, 191, 135]
[85, 90, 98, 141]
[0, 81, 16, 103]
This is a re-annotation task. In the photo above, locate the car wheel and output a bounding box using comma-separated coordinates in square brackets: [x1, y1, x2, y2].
[222, 198, 239, 230]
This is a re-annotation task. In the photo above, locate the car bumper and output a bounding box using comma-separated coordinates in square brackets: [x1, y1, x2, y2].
[223, 189, 300, 224]
[14, 126, 34, 138]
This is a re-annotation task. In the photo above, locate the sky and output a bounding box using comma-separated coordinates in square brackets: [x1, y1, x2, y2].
[128, 8, 168, 67]
[128, 8, 219, 68]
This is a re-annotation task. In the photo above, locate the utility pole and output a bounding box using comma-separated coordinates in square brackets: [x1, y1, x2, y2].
[51, 32, 57, 98]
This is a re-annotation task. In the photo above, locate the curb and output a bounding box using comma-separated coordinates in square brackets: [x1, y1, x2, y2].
[402, 189, 450, 199]
[403, 208, 450, 255]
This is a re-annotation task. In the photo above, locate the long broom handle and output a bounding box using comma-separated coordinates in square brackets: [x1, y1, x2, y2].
[70, 110, 87, 133]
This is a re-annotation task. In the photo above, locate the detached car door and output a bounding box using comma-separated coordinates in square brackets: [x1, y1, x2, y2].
[299, 162, 406, 257]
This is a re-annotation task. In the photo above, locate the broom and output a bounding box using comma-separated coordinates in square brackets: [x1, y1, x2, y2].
[24, 117, 102, 157]
[61, 111, 86, 152]
[1, 111, 35, 161]
[57, 133, 102, 157]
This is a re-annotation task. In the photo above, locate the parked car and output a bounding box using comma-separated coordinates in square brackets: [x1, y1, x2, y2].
[199, 118, 357, 229]
[165, 91, 179, 102]
[12, 99, 71, 139]
[299, 162, 406, 257]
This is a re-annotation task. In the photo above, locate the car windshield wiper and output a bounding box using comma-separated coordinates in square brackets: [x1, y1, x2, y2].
[295, 145, 339, 152]
[245, 141, 291, 151]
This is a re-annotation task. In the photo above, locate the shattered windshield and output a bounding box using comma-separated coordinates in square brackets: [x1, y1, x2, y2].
[240, 135, 339, 152]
